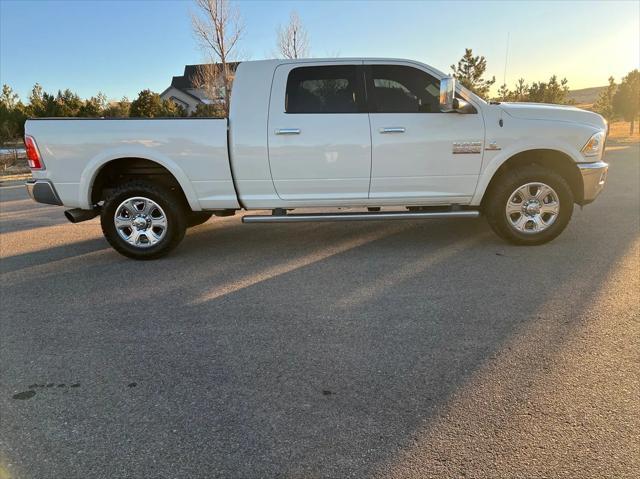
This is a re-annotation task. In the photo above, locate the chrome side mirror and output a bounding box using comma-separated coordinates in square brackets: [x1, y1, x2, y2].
[453, 97, 474, 114]
[440, 77, 474, 114]
[439, 77, 455, 112]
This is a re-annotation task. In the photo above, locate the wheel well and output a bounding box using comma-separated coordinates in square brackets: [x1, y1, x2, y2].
[483, 149, 583, 205]
[91, 158, 189, 207]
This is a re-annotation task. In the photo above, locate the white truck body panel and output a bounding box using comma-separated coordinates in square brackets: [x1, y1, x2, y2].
[27, 118, 237, 210]
[227, 60, 278, 207]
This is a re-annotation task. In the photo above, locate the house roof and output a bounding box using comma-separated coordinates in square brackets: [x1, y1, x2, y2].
[161, 84, 202, 102]
[170, 62, 240, 91]
[161, 62, 240, 104]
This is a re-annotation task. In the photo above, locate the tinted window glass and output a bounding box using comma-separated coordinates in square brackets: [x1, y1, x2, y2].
[370, 65, 441, 113]
[286, 66, 360, 113]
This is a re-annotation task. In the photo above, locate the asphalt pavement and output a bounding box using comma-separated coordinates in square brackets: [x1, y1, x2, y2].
[1, 144, 638, 478]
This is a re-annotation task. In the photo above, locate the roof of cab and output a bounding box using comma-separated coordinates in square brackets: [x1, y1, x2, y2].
[238, 58, 448, 79]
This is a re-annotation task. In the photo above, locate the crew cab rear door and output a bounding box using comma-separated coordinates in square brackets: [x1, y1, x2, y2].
[365, 62, 485, 203]
[267, 62, 371, 201]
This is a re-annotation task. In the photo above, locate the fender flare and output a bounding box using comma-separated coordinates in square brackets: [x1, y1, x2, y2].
[78, 146, 201, 211]
[471, 141, 584, 205]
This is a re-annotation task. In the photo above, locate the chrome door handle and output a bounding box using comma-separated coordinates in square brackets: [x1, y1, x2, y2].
[275, 128, 301, 135]
[380, 127, 406, 134]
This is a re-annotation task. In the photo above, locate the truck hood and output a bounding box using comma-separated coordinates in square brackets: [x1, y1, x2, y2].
[499, 102, 606, 130]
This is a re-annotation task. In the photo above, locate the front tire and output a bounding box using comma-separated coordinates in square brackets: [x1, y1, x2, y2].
[485, 165, 574, 245]
[101, 180, 187, 260]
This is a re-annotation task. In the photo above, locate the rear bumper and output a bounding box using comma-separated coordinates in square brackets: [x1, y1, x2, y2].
[25, 179, 63, 206]
[578, 161, 608, 205]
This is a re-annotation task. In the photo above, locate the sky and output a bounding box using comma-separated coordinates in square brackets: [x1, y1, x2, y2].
[1, 0, 639, 101]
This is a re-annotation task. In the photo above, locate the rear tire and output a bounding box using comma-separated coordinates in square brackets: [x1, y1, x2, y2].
[101, 180, 187, 260]
[187, 211, 214, 228]
[484, 164, 574, 245]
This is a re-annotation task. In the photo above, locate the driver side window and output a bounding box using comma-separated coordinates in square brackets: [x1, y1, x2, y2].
[370, 65, 442, 113]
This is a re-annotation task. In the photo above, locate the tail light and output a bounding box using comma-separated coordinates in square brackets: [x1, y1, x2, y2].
[24, 135, 44, 170]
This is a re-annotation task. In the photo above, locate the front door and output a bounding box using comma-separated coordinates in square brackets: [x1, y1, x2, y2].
[366, 62, 485, 203]
[268, 63, 371, 201]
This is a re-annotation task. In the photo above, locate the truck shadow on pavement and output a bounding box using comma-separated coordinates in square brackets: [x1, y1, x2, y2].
[1, 147, 638, 477]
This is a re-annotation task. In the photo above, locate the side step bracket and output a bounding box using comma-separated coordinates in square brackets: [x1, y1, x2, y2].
[242, 210, 480, 224]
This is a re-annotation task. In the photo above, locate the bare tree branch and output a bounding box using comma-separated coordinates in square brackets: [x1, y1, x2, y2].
[192, 62, 221, 102]
[276, 10, 310, 59]
[191, 0, 243, 115]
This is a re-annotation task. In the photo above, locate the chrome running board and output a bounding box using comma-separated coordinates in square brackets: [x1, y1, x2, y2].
[242, 210, 480, 223]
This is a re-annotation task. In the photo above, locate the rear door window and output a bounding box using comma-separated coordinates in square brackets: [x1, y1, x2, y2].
[285, 66, 363, 114]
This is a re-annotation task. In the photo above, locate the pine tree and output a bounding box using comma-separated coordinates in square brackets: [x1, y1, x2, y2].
[1, 85, 20, 109]
[497, 83, 510, 102]
[130, 90, 186, 118]
[160, 99, 186, 117]
[593, 77, 617, 121]
[527, 76, 570, 104]
[450, 48, 496, 98]
[513, 79, 529, 102]
[78, 92, 107, 117]
[613, 69, 640, 134]
[130, 90, 164, 117]
[27, 83, 46, 116]
[0, 84, 27, 143]
[103, 97, 131, 118]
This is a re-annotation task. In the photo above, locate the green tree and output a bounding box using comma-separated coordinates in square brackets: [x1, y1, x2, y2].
[130, 90, 164, 117]
[513, 78, 529, 102]
[53, 89, 83, 116]
[27, 83, 47, 117]
[496, 83, 510, 102]
[450, 48, 496, 98]
[1, 84, 20, 110]
[130, 90, 185, 117]
[0, 84, 27, 143]
[593, 77, 617, 121]
[527, 75, 570, 104]
[28, 86, 84, 117]
[191, 102, 225, 118]
[103, 97, 131, 118]
[78, 92, 107, 117]
[159, 98, 186, 117]
[613, 69, 640, 134]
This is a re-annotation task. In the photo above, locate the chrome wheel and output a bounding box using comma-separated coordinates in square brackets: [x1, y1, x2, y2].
[114, 196, 167, 248]
[505, 182, 560, 234]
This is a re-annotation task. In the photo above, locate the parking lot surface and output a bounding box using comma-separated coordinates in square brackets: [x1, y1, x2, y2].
[1, 144, 638, 478]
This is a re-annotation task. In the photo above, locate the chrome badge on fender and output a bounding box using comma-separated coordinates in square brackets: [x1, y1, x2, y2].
[452, 141, 482, 154]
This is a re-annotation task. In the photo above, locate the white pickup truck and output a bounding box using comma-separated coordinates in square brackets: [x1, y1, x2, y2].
[25, 58, 609, 259]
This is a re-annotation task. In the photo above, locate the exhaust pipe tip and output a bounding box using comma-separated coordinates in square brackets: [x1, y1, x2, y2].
[64, 208, 99, 224]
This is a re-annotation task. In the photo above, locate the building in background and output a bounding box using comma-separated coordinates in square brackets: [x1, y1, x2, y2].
[160, 63, 239, 114]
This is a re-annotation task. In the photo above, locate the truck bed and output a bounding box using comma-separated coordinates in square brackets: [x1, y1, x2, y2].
[25, 118, 238, 210]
